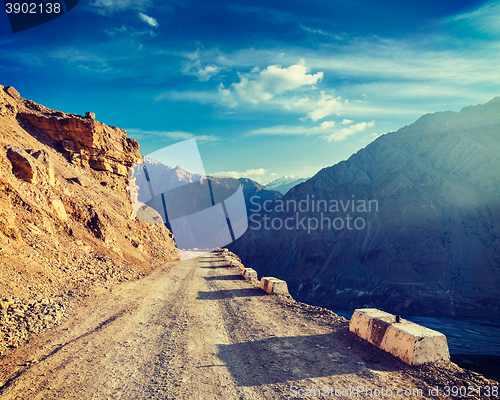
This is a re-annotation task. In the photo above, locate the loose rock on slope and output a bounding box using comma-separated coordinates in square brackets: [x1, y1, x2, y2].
[0, 85, 179, 354]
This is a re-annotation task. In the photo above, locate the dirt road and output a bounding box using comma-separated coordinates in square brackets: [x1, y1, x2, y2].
[0, 254, 493, 399]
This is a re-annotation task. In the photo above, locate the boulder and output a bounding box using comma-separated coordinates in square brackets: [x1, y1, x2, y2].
[50, 199, 67, 221]
[5, 86, 20, 99]
[6, 145, 36, 183]
[32, 149, 55, 186]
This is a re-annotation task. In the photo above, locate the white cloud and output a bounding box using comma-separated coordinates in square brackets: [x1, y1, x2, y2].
[104, 25, 156, 37]
[155, 90, 226, 106]
[341, 119, 352, 124]
[182, 49, 221, 81]
[89, 0, 151, 15]
[138, 12, 158, 27]
[326, 121, 375, 142]
[319, 120, 335, 129]
[362, 132, 384, 142]
[197, 65, 219, 79]
[126, 128, 219, 144]
[247, 125, 314, 136]
[444, 1, 500, 36]
[307, 92, 342, 121]
[245, 119, 378, 144]
[300, 25, 346, 41]
[164, 61, 325, 113]
[212, 168, 266, 179]
[152, 0, 500, 125]
[50, 48, 111, 72]
[283, 96, 310, 111]
[231, 61, 323, 105]
[217, 84, 238, 107]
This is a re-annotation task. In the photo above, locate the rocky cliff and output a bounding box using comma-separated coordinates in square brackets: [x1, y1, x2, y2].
[0, 85, 179, 351]
[229, 97, 500, 317]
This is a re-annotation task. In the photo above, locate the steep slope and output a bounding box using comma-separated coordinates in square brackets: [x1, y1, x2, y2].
[229, 97, 500, 317]
[0, 85, 178, 351]
[265, 176, 309, 195]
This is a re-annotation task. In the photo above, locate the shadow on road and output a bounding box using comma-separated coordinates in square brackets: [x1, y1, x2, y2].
[199, 263, 231, 269]
[216, 332, 406, 386]
[203, 275, 244, 281]
[197, 288, 265, 300]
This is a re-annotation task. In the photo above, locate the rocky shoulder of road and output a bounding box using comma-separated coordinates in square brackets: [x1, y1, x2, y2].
[0, 85, 179, 355]
[274, 295, 499, 392]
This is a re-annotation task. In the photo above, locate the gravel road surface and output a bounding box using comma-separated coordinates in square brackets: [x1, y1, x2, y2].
[0, 253, 494, 399]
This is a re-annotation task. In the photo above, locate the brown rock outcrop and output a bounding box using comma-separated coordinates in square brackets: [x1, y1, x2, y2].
[6, 145, 37, 183]
[0, 85, 140, 178]
[19, 110, 141, 176]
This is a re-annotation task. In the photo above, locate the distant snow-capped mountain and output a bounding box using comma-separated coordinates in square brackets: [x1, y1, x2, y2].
[265, 175, 309, 194]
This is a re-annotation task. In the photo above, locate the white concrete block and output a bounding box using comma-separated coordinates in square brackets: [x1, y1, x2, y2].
[242, 268, 258, 281]
[260, 277, 289, 295]
[349, 308, 450, 366]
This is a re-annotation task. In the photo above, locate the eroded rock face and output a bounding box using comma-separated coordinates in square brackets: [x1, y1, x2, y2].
[0, 85, 179, 351]
[6, 145, 37, 183]
[0, 86, 141, 177]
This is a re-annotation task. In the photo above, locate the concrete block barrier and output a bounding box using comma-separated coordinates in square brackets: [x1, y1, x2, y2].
[349, 308, 450, 366]
[230, 260, 240, 267]
[260, 277, 289, 295]
[242, 268, 257, 281]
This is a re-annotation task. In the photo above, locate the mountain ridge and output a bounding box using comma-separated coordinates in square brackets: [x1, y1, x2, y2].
[229, 96, 500, 317]
[265, 175, 309, 195]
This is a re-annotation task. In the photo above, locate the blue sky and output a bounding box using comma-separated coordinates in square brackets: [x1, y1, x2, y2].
[1, 0, 499, 183]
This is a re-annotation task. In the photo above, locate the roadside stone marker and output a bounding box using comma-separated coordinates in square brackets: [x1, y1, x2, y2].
[349, 308, 450, 366]
[260, 277, 289, 295]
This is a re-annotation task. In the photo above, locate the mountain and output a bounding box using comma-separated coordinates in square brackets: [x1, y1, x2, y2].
[0, 85, 179, 351]
[130, 158, 281, 249]
[238, 178, 282, 214]
[265, 175, 309, 194]
[229, 97, 500, 317]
